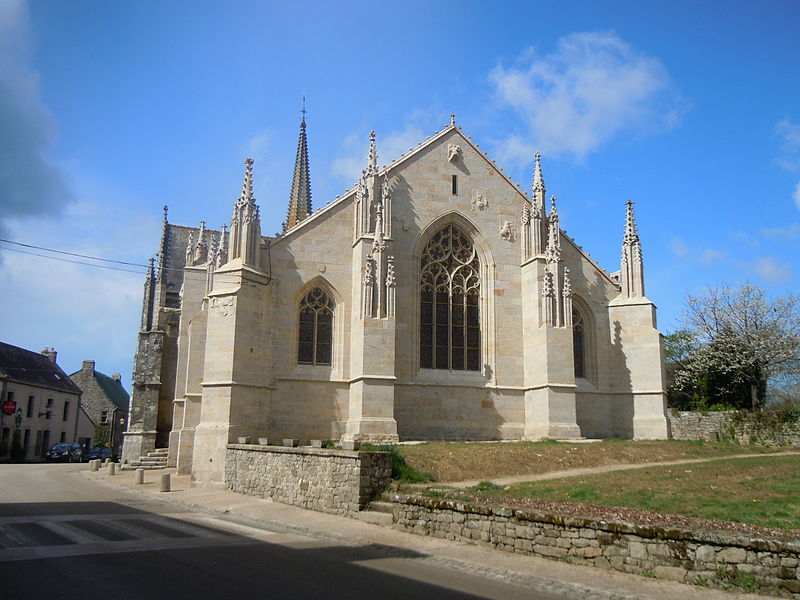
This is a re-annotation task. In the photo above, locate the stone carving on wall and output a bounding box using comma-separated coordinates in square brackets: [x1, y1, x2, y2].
[447, 144, 462, 162]
[499, 221, 516, 242]
[471, 189, 488, 212]
[211, 296, 234, 317]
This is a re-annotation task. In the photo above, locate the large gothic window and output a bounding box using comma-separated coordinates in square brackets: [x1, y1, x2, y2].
[572, 308, 585, 379]
[298, 288, 334, 365]
[420, 225, 481, 370]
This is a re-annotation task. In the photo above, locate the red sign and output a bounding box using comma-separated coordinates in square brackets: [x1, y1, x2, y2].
[2, 400, 16, 415]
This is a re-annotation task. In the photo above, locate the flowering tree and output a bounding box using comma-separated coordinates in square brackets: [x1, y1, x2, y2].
[670, 283, 800, 410]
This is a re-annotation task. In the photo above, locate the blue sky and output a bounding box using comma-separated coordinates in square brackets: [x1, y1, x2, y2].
[1, 0, 799, 384]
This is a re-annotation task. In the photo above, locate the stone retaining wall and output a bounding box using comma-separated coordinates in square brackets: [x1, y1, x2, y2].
[225, 444, 391, 515]
[385, 494, 800, 597]
[668, 411, 800, 446]
[668, 411, 733, 440]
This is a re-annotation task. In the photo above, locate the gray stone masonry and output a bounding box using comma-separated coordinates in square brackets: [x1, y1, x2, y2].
[225, 444, 392, 515]
[384, 493, 800, 598]
[669, 411, 800, 446]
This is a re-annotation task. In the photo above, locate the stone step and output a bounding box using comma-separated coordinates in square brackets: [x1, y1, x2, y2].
[354, 510, 393, 526]
[368, 501, 396, 515]
[122, 463, 168, 470]
[139, 456, 168, 464]
[148, 450, 169, 457]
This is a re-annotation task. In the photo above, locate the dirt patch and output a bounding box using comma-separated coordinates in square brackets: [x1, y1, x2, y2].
[397, 439, 790, 483]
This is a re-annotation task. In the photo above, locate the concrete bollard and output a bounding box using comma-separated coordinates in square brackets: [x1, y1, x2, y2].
[136, 468, 145, 485]
[90, 459, 99, 472]
[160, 473, 171, 492]
[108, 462, 116, 476]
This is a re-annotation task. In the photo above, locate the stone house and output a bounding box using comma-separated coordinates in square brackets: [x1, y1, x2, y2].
[68, 360, 130, 457]
[0, 343, 94, 460]
[122, 116, 669, 484]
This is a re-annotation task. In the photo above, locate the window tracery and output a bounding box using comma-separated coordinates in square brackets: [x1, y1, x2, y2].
[572, 308, 585, 379]
[420, 225, 481, 370]
[298, 288, 334, 365]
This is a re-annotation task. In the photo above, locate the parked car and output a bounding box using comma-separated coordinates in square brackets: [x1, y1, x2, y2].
[85, 446, 113, 462]
[44, 442, 84, 462]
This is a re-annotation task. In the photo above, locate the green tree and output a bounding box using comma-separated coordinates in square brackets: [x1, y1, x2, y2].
[671, 282, 800, 411]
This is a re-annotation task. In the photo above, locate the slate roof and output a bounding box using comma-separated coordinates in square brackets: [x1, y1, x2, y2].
[0, 341, 82, 395]
[93, 370, 130, 411]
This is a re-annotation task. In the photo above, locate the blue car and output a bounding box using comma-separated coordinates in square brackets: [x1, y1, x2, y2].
[45, 443, 84, 462]
[85, 446, 113, 462]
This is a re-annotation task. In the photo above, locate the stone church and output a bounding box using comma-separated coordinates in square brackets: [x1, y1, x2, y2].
[122, 115, 669, 485]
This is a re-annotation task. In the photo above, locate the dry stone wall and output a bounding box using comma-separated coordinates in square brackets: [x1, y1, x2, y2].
[225, 444, 391, 515]
[669, 411, 800, 446]
[385, 494, 800, 597]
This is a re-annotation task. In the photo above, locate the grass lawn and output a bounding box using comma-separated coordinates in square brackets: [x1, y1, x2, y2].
[397, 438, 791, 483]
[452, 455, 800, 531]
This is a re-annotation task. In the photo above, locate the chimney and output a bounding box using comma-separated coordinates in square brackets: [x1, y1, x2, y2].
[41, 348, 57, 364]
[112, 373, 122, 384]
[82, 360, 95, 374]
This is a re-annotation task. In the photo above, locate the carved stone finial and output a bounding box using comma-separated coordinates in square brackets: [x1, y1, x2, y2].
[532, 152, 545, 198]
[450, 114, 456, 126]
[366, 130, 378, 176]
[241, 158, 255, 202]
[624, 199, 639, 245]
[562, 267, 572, 298]
[162, 205, 169, 222]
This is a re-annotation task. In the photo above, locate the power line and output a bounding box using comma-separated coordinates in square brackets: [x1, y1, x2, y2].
[0, 245, 147, 274]
[0, 237, 148, 268]
[0, 238, 250, 283]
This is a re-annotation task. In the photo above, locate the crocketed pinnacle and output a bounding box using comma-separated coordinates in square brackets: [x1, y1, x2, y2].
[532, 152, 545, 196]
[286, 109, 312, 229]
[624, 200, 640, 246]
[240, 158, 255, 203]
[365, 130, 378, 177]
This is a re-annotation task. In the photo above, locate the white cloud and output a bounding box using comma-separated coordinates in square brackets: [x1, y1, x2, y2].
[243, 128, 271, 162]
[489, 32, 684, 162]
[761, 222, 800, 239]
[0, 0, 73, 238]
[742, 257, 792, 284]
[331, 124, 426, 185]
[669, 237, 688, 259]
[0, 168, 161, 379]
[794, 181, 800, 210]
[774, 119, 800, 171]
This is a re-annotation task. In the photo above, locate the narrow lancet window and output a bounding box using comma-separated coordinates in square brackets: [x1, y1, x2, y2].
[420, 225, 480, 370]
[451, 175, 458, 196]
[572, 308, 585, 379]
[298, 288, 334, 365]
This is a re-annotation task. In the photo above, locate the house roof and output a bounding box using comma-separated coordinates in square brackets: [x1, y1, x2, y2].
[93, 370, 130, 411]
[0, 342, 82, 395]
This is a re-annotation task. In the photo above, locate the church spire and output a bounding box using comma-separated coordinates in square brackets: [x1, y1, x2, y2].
[285, 99, 312, 230]
[620, 200, 645, 298]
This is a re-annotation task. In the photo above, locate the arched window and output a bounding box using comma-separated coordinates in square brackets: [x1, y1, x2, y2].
[298, 288, 334, 365]
[572, 308, 585, 379]
[420, 224, 481, 370]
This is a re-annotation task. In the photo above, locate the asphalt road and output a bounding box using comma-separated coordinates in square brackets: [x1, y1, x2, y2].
[0, 463, 565, 600]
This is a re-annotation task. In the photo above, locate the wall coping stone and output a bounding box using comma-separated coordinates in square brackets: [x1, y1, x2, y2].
[227, 443, 384, 460]
[386, 493, 800, 553]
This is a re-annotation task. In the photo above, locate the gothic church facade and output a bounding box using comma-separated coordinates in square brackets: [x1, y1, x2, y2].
[122, 116, 668, 484]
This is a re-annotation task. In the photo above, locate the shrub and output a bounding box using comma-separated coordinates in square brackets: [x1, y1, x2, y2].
[361, 444, 435, 483]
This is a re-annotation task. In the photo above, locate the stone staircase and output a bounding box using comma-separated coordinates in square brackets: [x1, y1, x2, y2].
[123, 448, 169, 470]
